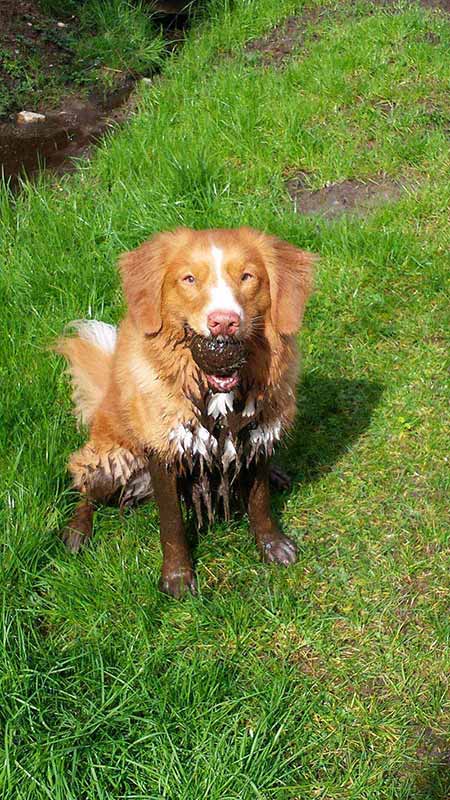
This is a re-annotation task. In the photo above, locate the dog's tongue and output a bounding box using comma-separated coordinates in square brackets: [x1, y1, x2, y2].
[206, 371, 239, 392]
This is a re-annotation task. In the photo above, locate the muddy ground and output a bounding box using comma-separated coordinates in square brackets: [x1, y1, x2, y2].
[0, 0, 189, 181]
[286, 175, 420, 219]
[1, 0, 448, 184]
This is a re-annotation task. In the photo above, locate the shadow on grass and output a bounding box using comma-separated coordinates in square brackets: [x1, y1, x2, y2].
[407, 760, 450, 800]
[278, 373, 383, 486]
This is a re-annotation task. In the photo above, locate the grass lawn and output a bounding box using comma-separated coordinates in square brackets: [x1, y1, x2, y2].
[1, 0, 450, 797]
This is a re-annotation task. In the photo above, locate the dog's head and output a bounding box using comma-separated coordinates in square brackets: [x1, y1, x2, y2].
[120, 227, 314, 391]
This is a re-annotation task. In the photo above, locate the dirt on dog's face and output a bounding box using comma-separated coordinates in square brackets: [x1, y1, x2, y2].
[188, 334, 248, 392]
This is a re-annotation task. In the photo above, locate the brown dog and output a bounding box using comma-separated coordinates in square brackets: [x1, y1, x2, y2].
[56, 227, 314, 597]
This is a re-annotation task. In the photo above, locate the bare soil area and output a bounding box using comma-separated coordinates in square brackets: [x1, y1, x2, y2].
[286, 174, 419, 219]
[0, 0, 188, 181]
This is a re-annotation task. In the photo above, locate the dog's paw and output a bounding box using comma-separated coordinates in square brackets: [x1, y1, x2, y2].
[269, 463, 292, 492]
[257, 532, 298, 566]
[159, 567, 197, 599]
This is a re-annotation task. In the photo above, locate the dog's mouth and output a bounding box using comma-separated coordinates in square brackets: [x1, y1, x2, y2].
[204, 371, 240, 392]
[186, 329, 247, 393]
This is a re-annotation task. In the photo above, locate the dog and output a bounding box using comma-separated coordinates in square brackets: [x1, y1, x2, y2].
[56, 227, 314, 597]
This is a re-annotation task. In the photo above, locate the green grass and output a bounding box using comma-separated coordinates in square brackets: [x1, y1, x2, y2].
[1, 0, 450, 797]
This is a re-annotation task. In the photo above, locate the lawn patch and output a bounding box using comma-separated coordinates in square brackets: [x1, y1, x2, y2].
[1, 0, 450, 796]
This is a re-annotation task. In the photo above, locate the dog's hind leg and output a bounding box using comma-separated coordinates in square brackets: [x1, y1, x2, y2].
[60, 441, 149, 552]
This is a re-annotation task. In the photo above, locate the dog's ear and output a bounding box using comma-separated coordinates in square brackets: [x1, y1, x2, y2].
[268, 238, 315, 335]
[119, 234, 168, 335]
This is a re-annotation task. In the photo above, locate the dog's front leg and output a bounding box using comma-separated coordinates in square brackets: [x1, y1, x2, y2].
[148, 454, 196, 598]
[247, 460, 298, 566]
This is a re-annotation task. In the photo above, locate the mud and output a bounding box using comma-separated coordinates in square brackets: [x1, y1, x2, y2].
[0, 0, 191, 183]
[286, 174, 418, 219]
[419, 0, 450, 11]
[0, 82, 135, 181]
[245, 9, 329, 67]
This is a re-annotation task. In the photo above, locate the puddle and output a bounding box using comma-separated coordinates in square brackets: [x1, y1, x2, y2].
[286, 174, 418, 219]
[0, 82, 136, 182]
[0, 1, 190, 184]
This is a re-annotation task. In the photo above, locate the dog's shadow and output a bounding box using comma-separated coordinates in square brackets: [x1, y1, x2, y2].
[405, 760, 450, 800]
[277, 373, 383, 488]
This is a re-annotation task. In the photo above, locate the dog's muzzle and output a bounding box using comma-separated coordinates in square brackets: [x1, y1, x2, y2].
[189, 334, 247, 392]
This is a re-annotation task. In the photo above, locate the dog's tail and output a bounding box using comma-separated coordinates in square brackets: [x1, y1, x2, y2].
[55, 320, 117, 427]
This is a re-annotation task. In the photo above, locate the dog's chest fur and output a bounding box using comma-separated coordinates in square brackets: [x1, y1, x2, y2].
[123, 388, 282, 525]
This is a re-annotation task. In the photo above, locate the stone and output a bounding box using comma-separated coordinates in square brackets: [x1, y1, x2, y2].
[17, 111, 46, 124]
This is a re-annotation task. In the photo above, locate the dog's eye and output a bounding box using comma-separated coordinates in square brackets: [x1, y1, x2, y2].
[182, 274, 195, 284]
[241, 272, 254, 282]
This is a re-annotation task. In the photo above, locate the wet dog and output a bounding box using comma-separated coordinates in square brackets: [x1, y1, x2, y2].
[56, 227, 314, 597]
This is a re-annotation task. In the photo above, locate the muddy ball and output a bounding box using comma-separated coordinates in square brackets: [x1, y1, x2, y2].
[190, 335, 247, 376]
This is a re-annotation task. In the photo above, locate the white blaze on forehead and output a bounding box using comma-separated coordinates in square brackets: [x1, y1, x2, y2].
[204, 245, 243, 327]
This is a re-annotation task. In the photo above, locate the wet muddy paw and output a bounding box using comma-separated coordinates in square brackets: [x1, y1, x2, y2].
[159, 567, 197, 599]
[269, 464, 292, 492]
[258, 532, 298, 566]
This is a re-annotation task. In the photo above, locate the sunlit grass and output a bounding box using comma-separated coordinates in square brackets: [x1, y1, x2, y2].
[1, 1, 449, 797]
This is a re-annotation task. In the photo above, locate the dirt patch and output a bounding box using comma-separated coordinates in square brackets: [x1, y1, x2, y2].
[419, 0, 450, 12]
[0, 0, 81, 119]
[359, 675, 393, 700]
[244, 8, 330, 66]
[414, 726, 450, 764]
[0, 0, 136, 181]
[270, 624, 327, 677]
[286, 173, 418, 219]
[0, 0, 191, 182]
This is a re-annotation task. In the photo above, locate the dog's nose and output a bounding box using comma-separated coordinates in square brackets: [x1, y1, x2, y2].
[207, 310, 240, 336]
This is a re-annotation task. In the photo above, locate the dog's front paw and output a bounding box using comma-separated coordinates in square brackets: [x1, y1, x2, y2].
[257, 531, 298, 566]
[159, 566, 197, 599]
